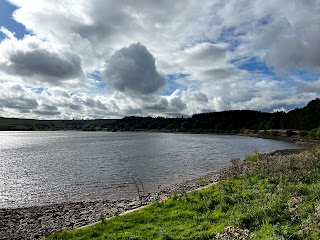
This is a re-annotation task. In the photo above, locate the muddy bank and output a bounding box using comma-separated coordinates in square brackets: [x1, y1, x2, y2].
[0, 173, 219, 240]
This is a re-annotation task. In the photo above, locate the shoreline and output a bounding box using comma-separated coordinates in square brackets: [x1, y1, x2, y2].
[0, 171, 221, 240]
[0, 137, 311, 240]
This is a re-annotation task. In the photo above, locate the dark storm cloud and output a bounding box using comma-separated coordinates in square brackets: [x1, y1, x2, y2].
[6, 49, 84, 82]
[103, 42, 166, 95]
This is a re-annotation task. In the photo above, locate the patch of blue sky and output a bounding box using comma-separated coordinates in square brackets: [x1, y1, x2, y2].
[163, 74, 189, 96]
[179, 27, 242, 52]
[292, 70, 320, 81]
[233, 57, 274, 76]
[233, 56, 320, 83]
[0, 31, 5, 41]
[179, 37, 222, 51]
[217, 26, 247, 51]
[31, 87, 52, 96]
[258, 15, 272, 26]
[31, 87, 45, 94]
[0, 1, 29, 40]
[87, 71, 105, 88]
[181, 27, 242, 51]
[178, 39, 209, 51]
[218, 16, 271, 52]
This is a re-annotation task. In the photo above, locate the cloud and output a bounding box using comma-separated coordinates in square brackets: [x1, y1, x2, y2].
[263, 17, 320, 74]
[296, 80, 320, 93]
[183, 42, 229, 64]
[171, 42, 246, 83]
[0, 0, 319, 119]
[229, 0, 320, 75]
[146, 97, 169, 111]
[8, 49, 83, 80]
[1, 97, 38, 110]
[0, 35, 85, 87]
[169, 97, 187, 111]
[0, 82, 39, 114]
[0, 27, 15, 39]
[103, 42, 166, 95]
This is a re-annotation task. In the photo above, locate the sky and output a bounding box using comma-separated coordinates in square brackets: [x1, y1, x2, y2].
[0, 0, 320, 119]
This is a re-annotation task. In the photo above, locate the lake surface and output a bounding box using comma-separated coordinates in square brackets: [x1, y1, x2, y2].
[0, 131, 299, 208]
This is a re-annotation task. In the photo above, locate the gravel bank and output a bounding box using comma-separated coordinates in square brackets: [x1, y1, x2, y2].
[0, 173, 219, 240]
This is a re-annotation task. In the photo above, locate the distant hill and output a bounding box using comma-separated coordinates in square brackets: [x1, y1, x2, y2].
[0, 98, 319, 131]
[0, 118, 117, 131]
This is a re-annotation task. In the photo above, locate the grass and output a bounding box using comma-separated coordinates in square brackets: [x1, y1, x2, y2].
[46, 148, 320, 240]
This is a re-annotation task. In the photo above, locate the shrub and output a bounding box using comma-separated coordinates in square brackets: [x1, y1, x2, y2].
[259, 130, 269, 136]
[240, 128, 251, 134]
[316, 129, 320, 140]
[270, 130, 279, 136]
[298, 130, 308, 138]
[285, 129, 296, 137]
[307, 128, 320, 140]
[244, 150, 262, 165]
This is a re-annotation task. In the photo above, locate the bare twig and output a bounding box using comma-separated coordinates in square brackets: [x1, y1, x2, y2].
[132, 177, 142, 205]
[137, 178, 146, 195]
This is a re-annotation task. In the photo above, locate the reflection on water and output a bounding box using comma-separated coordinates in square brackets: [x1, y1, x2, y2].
[0, 131, 299, 208]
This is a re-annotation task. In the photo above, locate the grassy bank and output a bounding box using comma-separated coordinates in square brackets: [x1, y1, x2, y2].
[47, 148, 320, 240]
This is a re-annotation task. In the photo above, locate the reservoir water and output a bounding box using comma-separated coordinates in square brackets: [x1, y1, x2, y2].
[0, 131, 299, 208]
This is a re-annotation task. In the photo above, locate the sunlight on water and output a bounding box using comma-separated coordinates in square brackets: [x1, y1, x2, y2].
[0, 131, 299, 208]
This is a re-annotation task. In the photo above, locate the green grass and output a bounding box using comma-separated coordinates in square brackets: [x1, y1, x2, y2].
[46, 148, 320, 240]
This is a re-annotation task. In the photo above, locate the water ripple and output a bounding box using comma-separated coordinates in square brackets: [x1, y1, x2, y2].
[0, 131, 299, 208]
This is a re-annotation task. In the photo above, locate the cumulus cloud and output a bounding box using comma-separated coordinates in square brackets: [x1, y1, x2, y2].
[103, 42, 166, 95]
[229, 0, 320, 75]
[0, 34, 85, 87]
[263, 17, 320, 74]
[146, 97, 169, 111]
[0, 83, 108, 119]
[0, 83, 39, 115]
[9, 49, 83, 80]
[171, 42, 246, 83]
[0, 27, 15, 39]
[169, 97, 187, 111]
[0, 0, 319, 119]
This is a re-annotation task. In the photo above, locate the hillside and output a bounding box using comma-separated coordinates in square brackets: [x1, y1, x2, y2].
[1, 98, 319, 132]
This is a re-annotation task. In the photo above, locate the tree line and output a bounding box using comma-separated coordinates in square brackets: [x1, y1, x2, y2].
[112, 98, 320, 132]
[0, 98, 319, 132]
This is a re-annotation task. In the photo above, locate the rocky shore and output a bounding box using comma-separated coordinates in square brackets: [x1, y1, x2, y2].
[0, 173, 220, 240]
